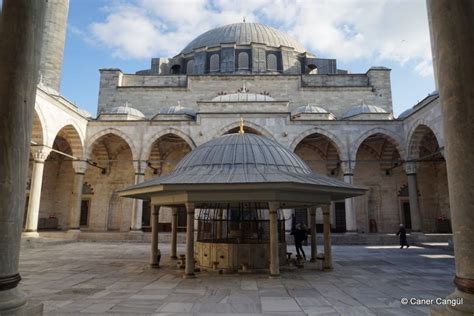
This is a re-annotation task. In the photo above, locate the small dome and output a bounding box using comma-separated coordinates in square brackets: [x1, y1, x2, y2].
[159, 105, 196, 116]
[292, 105, 329, 115]
[77, 108, 92, 118]
[104, 105, 145, 118]
[212, 93, 274, 102]
[397, 107, 415, 119]
[342, 103, 388, 119]
[180, 22, 307, 55]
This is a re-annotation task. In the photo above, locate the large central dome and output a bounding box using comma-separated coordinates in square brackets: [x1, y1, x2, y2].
[180, 22, 308, 55]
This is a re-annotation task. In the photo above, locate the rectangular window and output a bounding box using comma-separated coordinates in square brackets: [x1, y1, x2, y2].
[80, 200, 90, 226]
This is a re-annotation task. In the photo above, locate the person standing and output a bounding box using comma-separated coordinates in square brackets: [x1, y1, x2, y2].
[294, 223, 307, 261]
[397, 224, 410, 249]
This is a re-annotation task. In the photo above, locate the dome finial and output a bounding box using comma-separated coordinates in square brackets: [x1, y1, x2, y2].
[239, 116, 245, 134]
[243, 17, 246, 23]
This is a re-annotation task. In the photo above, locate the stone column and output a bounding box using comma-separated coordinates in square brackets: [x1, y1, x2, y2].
[341, 162, 357, 232]
[130, 160, 144, 231]
[24, 147, 50, 234]
[309, 206, 318, 262]
[405, 162, 422, 232]
[68, 160, 87, 230]
[322, 205, 333, 270]
[428, 1, 474, 314]
[268, 202, 280, 277]
[0, 0, 46, 313]
[170, 207, 178, 260]
[150, 206, 159, 268]
[184, 203, 195, 278]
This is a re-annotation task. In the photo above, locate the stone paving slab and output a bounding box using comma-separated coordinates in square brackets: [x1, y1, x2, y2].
[18, 242, 455, 315]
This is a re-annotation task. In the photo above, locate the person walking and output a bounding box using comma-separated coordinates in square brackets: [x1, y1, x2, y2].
[396, 224, 410, 249]
[294, 223, 308, 261]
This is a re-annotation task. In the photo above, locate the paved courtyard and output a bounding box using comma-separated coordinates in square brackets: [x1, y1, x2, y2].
[18, 241, 455, 315]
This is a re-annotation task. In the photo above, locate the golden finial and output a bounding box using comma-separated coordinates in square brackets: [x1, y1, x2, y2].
[239, 116, 245, 134]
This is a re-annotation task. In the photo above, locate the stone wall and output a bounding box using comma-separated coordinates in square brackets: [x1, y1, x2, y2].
[353, 149, 406, 233]
[83, 142, 135, 231]
[38, 159, 74, 230]
[97, 70, 392, 117]
[418, 161, 450, 232]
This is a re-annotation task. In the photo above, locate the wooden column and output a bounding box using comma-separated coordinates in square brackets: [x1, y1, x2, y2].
[150, 206, 160, 268]
[322, 205, 333, 270]
[309, 206, 317, 262]
[184, 203, 195, 278]
[268, 202, 280, 277]
[170, 207, 178, 260]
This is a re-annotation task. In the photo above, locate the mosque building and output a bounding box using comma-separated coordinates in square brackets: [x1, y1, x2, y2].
[26, 0, 449, 240]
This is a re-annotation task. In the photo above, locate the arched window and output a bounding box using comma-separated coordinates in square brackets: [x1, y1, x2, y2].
[238, 52, 249, 70]
[267, 53, 277, 71]
[210, 54, 220, 72]
[186, 60, 194, 74]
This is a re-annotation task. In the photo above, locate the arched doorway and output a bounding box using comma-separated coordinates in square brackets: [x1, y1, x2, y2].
[353, 133, 404, 233]
[85, 133, 135, 231]
[293, 133, 344, 232]
[36, 125, 83, 230]
[143, 133, 193, 231]
[408, 125, 449, 232]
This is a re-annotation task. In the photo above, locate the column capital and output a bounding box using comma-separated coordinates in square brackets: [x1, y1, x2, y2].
[309, 206, 317, 216]
[340, 161, 354, 175]
[171, 207, 178, 216]
[268, 202, 279, 212]
[30, 146, 51, 162]
[185, 202, 195, 213]
[133, 160, 145, 174]
[404, 161, 418, 175]
[321, 204, 331, 216]
[72, 160, 88, 174]
[151, 205, 160, 216]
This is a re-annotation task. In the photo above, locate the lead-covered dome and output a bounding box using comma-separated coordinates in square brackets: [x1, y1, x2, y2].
[120, 133, 367, 204]
[104, 105, 145, 118]
[341, 102, 392, 120]
[180, 22, 307, 55]
[98, 105, 146, 120]
[128, 133, 360, 188]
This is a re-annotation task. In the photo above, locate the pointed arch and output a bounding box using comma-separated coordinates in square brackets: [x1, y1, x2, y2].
[407, 121, 443, 159]
[141, 128, 196, 161]
[350, 128, 406, 165]
[86, 128, 138, 161]
[52, 123, 84, 158]
[32, 107, 46, 145]
[290, 127, 346, 161]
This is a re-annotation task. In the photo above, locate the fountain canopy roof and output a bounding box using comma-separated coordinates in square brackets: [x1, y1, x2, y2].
[120, 133, 366, 207]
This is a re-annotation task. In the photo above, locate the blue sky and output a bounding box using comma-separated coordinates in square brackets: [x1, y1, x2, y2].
[61, 0, 435, 117]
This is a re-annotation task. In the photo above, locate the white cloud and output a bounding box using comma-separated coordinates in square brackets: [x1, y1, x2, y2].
[89, 0, 433, 77]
